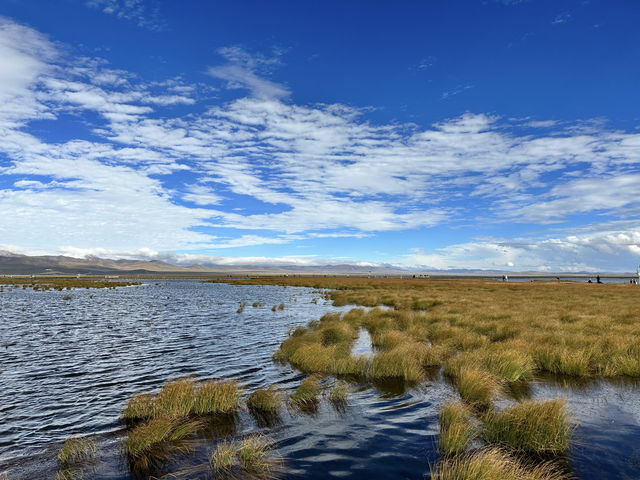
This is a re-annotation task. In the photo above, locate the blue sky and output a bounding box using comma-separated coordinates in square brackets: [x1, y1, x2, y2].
[0, 0, 639, 271]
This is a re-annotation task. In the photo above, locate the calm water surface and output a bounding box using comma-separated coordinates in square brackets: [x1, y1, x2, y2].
[0, 279, 639, 479]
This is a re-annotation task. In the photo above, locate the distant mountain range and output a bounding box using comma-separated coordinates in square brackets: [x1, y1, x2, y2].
[0, 251, 407, 275]
[0, 251, 632, 277]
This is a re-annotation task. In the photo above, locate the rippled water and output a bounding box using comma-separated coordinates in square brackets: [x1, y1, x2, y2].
[1, 279, 639, 479]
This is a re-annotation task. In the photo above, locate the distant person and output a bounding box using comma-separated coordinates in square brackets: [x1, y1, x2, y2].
[504, 274, 508, 282]
[588, 279, 592, 283]
[596, 275, 602, 284]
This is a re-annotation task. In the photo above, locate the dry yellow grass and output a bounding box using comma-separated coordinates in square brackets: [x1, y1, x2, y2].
[214, 276, 640, 381]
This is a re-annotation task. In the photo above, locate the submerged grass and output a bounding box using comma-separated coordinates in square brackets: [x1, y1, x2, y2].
[482, 399, 572, 454]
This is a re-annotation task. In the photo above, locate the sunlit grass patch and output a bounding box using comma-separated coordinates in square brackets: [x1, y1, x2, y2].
[153, 378, 196, 418]
[248, 386, 282, 413]
[238, 435, 277, 474]
[438, 402, 476, 455]
[126, 417, 201, 474]
[331, 355, 371, 377]
[122, 393, 155, 422]
[456, 368, 501, 407]
[481, 399, 571, 454]
[533, 347, 591, 376]
[430, 448, 568, 480]
[289, 376, 322, 409]
[193, 379, 242, 415]
[370, 347, 423, 382]
[209, 435, 282, 479]
[289, 343, 337, 373]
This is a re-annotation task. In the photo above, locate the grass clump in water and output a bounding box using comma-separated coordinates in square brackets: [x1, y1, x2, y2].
[122, 393, 155, 422]
[210, 438, 239, 476]
[238, 435, 278, 474]
[370, 345, 424, 382]
[153, 378, 196, 418]
[248, 386, 282, 413]
[328, 381, 349, 405]
[289, 376, 322, 409]
[209, 435, 281, 478]
[277, 303, 285, 310]
[481, 399, 572, 454]
[57, 436, 96, 467]
[193, 379, 242, 415]
[438, 402, 476, 455]
[126, 417, 201, 474]
[456, 368, 501, 407]
[430, 448, 568, 480]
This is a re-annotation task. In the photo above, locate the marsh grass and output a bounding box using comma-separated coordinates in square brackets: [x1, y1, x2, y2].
[193, 380, 242, 415]
[482, 400, 571, 454]
[248, 386, 282, 413]
[370, 347, 423, 382]
[430, 448, 568, 480]
[122, 378, 241, 425]
[455, 368, 501, 407]
[238, 435, 276, 474]
[438, 402, 476, 455]
[277, 303, 285, 310]
[57, 437, 96, 467]
[126, 417, 201, 474]
[154, 378, 196, 418]
[210, 439, 239, 476]
[289, 376, 322, 409]
[328, 381, 349, 405]
[209, 435, 281, 479]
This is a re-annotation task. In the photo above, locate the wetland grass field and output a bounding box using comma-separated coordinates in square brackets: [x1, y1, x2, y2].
[1, 276, 639, 479]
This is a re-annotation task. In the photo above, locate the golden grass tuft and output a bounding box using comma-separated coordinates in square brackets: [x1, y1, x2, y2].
[482, 399, 572, 454]
[430, 448, 569, 480]
[210, 438, 239, 476]
[193, 379, 242, 415]
[126, 417, 201, 473]
[209, 435, 281, 478]
[248, 386, 282, 413]
[456, 368, 501, 406]
[122, 393, 155, 422]
[153, 378, 196, 418]
[328, 381, 349, 404]
[289, 376, 322, 408]
[438, 402, 476, 455]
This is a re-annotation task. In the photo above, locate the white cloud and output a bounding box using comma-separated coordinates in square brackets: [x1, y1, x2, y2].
[1, 18, 640, 271]
[85, 0, 163, 30]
